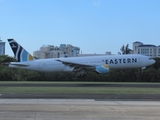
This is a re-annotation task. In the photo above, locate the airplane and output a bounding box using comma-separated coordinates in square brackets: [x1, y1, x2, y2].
[8, 39, 155, 78]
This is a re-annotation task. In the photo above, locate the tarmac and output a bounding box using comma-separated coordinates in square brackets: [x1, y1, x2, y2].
[0, 99, 160, 120]
[0, 83, 160, 120]
[1, 93, 160, 101]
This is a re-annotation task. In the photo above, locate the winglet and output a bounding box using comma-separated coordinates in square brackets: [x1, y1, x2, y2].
[8, 39, 34, 62]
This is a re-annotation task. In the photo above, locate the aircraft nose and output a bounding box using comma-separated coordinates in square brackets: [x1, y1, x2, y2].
[152, 59, 156, 64]
[148, 57, 156, 65]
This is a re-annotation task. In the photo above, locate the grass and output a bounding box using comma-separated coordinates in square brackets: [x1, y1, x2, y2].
[0, 81, 160, 94]
[0, 87, 160, 94]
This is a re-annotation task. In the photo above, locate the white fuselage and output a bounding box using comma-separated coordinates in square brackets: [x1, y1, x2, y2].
[9, 54, 155, 72]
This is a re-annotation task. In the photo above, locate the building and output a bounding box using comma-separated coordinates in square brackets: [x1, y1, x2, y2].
[0, 40, 5, 55]
[133, 41, 160, 57]
[33, 44, 80, 59]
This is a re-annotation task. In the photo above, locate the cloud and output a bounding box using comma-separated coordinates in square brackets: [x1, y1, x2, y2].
[92, 1, 101, 6]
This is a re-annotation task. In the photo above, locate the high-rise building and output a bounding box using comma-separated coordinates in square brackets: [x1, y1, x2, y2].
[33, 44, 80, 59]
[0, 39, 5, 55]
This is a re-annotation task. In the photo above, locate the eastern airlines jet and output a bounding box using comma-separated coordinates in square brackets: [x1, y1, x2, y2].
[8, 39, 155, 78]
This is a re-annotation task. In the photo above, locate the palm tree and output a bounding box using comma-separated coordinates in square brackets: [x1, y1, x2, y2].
[119, 44, 131, 55]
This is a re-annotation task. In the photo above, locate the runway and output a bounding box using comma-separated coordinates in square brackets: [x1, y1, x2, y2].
[0, 83, 160, 119]
[0, 99, 159, 120]
[1, 93, 160, 100]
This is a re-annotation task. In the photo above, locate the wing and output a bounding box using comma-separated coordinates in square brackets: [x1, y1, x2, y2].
[56, 60, 95, 71]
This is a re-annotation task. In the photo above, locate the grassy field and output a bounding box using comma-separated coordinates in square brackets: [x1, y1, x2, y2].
[0, 81, 160, 94]
[0, 87, 160, 94]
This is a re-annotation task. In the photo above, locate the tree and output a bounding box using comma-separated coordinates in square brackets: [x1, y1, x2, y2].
[119, 44, 131, 55]
[0, 55, 16, 64]
[0, 55, 17, 80]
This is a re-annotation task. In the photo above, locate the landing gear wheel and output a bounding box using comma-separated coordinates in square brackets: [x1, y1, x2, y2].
[77, 74, 87, 79]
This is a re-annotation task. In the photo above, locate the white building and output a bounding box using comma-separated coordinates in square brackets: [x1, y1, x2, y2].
[0, 40, 5, 55]
[33, 44, 80, 59]
[133, 41, 160, 57]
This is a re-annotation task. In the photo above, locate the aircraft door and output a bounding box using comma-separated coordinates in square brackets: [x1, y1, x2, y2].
[38, 62, 41, 69]
[138, 57, 142, 63]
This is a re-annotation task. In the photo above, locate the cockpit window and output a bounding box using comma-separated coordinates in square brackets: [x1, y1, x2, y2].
[149, 57, 153, 60]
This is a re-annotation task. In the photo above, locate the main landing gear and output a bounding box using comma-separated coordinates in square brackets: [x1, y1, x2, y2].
[77, 69, 87, 79]
[77, 74, 87, 79]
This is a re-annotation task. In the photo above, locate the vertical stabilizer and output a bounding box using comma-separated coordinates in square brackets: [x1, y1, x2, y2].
[8, 39, 34, 62]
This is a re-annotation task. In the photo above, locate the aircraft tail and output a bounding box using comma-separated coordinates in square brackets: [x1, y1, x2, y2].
[8, 39, 34, 62]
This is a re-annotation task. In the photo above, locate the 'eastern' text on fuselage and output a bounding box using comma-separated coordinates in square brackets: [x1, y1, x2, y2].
[105, 58, 138, 64]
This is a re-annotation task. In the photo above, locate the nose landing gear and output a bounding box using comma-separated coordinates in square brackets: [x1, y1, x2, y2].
[141, 67, 146, 74]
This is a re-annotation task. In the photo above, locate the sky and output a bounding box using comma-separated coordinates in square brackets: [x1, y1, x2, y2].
[0, 0, 160, 56]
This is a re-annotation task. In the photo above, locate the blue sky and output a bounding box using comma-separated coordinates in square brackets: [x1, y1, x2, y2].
[1, 0, 160, 56]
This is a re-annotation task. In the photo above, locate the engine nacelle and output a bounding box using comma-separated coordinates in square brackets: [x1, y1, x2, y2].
[95, 65, 110, 74]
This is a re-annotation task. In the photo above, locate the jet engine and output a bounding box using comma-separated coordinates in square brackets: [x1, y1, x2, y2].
[95, 65, 110, 74]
